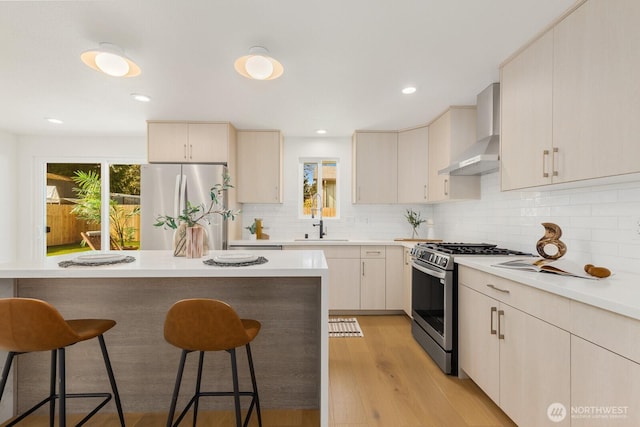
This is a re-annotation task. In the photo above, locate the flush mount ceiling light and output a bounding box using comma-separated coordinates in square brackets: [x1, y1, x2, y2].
[45, 117, 63, 124]
[234, 46, 284, 80]
[81, 42, 141, 77]
[316, 129, 327, 135]
[402, 86, 417, 95]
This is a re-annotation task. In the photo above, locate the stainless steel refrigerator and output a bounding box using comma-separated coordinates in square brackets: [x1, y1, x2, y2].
[140, 164, 228, 250]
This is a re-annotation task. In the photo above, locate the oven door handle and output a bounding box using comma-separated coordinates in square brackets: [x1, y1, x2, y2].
[411, 261, 447, 280]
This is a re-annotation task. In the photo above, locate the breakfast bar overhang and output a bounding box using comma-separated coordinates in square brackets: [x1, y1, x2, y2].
[0, 250, 329, 426]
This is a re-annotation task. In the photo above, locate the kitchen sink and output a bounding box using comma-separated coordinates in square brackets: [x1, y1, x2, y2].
[294, 238, 349, 241]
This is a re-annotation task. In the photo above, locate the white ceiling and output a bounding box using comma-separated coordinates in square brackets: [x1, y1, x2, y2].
[0, 0, 576, 138]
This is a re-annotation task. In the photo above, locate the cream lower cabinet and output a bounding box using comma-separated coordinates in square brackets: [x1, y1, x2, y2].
[384, 246, 404, 310]
[360, 246, 386, 310]
[459, 268, 570, 426]
[571, 335, 640, 427]
[401, 247, 413, 316]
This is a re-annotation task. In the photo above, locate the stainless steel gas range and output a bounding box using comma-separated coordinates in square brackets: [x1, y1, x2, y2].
[409, 242, 532, 375]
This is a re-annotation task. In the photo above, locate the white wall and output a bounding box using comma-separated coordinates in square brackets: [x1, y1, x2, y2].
[16, 135, 146, 260]
[0, 131, 18, 262]
[434, 172, 640, 273]
[240, 137, 434, 241]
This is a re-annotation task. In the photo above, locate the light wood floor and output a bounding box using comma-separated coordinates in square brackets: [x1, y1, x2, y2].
[2, 315, 515, 427]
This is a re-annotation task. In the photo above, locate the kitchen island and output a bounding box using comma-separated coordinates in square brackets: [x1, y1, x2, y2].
[0, 250, 329, 426]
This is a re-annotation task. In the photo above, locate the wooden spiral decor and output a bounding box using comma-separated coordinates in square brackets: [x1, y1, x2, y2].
[536, 222, 567, 259]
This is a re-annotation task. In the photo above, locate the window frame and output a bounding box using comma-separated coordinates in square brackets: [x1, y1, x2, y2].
[39, 156, 143, 258]
[298, 157, 339, 220]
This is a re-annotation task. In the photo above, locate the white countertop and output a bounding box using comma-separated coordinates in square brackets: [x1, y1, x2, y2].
[230, 239, 430, 249]
[456, 256, 640, 321]
[0, 250, 328, 279]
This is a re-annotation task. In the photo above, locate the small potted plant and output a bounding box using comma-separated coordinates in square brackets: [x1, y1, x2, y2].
[405, 208, 427, 239]
[154, 174, 239, 257]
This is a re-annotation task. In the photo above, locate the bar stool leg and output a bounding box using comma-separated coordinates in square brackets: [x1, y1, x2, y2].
[58, 348, 66, 427]
[98, 335, 126, 426]
[0, 352, 16, 404]
[167, 350, 188, 427]
[49, 350, 57, 427]
[193, 351, 205, 427]
[246, 343, 262, 427]
[229, 349, 242, 427]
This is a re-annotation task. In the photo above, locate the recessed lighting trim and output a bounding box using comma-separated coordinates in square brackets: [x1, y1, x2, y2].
[316, 129, 327, 135]
[402, 86, 417, 95]
[131, 93, 151, 102]
[81, 42, 141, 78]
[45, 118, 63, 124]
[234, 46, 284, 80]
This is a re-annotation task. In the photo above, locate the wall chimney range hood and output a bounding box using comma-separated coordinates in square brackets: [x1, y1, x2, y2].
[439, 83, 500, 176]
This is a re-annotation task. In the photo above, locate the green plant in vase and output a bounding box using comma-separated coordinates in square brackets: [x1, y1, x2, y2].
[154, 174, 239, 257]
[404, 208, 427, 239]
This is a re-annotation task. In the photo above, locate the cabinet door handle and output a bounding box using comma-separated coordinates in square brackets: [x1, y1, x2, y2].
[487, 284, 510, 294]
[184, 144, 188, 160]
[498, 310, 505, 340]
[552, 147, 559, 177]
[357, 186, 361, 201]
[275, 186, 279, 200]
[490, 306, 497, 335]
[424, 184, 427, 200]
[444, 179, 449, 196]
[362, 261, 365, 276]
[542, 150, 549, 178]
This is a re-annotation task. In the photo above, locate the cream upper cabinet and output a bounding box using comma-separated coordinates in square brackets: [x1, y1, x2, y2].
[501, 0, 640, 190]
[427, 108, 480, 202]
[397, 126, 428, 203]
[352, 131, 398, 204]
[236, 130, 283, 203]
[147, 121, 234, 164]
[553, 0, 640, 183]
[500, 30, 554, 190]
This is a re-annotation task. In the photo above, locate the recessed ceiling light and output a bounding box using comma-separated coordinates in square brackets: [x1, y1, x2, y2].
[131, 93, 151, 102]
[402, 86, 417, 95]
[316, 129, 327, 135]
[45, 118, 63, 124]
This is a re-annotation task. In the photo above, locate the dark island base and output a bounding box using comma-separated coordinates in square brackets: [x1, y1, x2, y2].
[16, 276, 321, 415]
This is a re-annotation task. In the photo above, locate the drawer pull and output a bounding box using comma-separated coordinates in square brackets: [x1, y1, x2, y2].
[498, 310, 505, 340]
[365, 251, 381, 255]
[487, 284, 510, 294]
[490, 307, 497, 335]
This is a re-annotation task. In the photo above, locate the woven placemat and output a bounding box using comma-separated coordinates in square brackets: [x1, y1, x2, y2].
[58, 256, 136, 268]
[203, 256, 268, 267]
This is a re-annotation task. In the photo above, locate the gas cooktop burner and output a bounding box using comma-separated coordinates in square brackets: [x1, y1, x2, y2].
[417, 242, 531, 256]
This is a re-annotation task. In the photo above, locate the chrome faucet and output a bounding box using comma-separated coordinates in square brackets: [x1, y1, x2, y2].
[311, 193, 326, 239]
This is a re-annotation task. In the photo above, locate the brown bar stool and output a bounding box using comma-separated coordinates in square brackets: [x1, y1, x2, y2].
[0, 297, 125, 427]
[164, 298, 262, 427]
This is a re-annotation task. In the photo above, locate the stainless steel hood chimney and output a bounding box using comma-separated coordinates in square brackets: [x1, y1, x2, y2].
[439, 83, 500, 176]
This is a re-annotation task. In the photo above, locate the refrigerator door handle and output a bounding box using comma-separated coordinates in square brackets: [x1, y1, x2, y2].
[174, 174, 186, 217]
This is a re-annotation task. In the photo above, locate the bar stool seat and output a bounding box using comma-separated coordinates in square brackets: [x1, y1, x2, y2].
[164, 298, 262, 427]
[0, 297, 125, 427]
